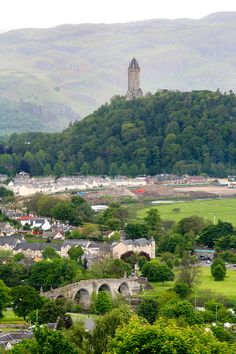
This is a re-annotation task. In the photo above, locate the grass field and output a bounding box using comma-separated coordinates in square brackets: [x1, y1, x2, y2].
[135, 198, 236, 225]
[142, 266, 236, 302]
[0, 310, 25, 325]
[69, 313, 98, 321]
[198, 267, 236, 300]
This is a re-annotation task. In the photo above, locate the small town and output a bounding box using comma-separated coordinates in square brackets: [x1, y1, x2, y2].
[1, 1, 236, 353]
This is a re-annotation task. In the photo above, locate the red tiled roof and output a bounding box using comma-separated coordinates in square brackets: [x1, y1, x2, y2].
[20, 215, 33, 221]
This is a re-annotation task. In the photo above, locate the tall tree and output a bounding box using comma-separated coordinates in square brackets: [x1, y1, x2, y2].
[12, 285, 42, 319]
[0, 280, 10, 318]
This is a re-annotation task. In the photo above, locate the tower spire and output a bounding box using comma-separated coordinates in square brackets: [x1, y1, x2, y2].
[126, 57, 143, 99]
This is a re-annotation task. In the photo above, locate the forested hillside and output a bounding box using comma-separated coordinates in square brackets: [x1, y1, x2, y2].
[2, 90, 236, 177]
[0, 98, 79, 135]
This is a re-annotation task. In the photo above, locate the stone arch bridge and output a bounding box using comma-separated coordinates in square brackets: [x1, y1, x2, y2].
[43, 277, 148, 309]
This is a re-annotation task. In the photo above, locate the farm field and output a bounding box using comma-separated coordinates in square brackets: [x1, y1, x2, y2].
[142, 267, 236, 302]
[135, 198, 236, 226]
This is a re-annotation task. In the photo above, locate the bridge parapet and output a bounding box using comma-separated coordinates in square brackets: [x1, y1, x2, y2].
[43, 276, 148, 308]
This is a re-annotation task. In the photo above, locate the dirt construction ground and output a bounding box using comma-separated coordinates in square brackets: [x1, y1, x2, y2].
[83, 184, 236, 204]
[173, 185, 236, 196]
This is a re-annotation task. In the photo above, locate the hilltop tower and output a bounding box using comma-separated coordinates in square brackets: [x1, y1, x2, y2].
[126, 57, 143, 99]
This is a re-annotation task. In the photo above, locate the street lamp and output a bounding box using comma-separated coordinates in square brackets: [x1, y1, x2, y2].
[194, 291, 197, 309]
[215, 304, 218, 322]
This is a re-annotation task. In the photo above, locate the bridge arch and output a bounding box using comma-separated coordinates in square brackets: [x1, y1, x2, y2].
[118, 282, 130, 297]
[74, 288, 90, 308]
[56, 294, 65, 300]
[98, 283, 111, 292]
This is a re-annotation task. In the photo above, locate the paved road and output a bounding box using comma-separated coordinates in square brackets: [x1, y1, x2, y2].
[198, 260, 236, 270]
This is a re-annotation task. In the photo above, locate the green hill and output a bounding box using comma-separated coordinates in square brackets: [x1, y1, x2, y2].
[1, 12, 236, 132]
[3, 89, 236, 177]
[0, 98, 79, 135]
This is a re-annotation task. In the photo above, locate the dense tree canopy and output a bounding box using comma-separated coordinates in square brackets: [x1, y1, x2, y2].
[108, 318, 236, 353]
[29, 258, 79, 291]
[11, 285, 42, 319]
[142, 261, 174, 282]
[3, 90, 236, 177]
[26, 194, 94, 226]
[199, 221, 234, 247]
[12, 324, 78, 354]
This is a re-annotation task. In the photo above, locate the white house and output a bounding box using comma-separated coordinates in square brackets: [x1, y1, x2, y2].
[32, 219, 51, 231]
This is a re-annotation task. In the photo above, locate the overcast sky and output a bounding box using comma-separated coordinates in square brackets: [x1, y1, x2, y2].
[1, 0, 236, 30]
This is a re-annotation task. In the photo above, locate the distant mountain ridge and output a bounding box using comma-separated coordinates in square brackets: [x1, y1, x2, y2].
[1, 12, 236, 133]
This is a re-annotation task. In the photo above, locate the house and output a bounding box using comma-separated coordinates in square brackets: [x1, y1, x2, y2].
[13, 242, 61, 259]
[42, 230, 65, 240]
[0, 236, 26, 252]
[83, 242, 112, 266]
[60, 239, 110, 265]
[19, 216, 51, 231]
[0, 222, 17, 236]
[112, 237, 155, 259]
[19, 215, 34, 227]
[60, 239, 90, 257]
[0, 331, 33, 350]
[53, 231, 65, 240]
[32, 218, 51, 231]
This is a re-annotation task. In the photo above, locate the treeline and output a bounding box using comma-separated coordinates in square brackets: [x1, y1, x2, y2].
[3, 89, 236, 177]
[26, 194, 94, 226]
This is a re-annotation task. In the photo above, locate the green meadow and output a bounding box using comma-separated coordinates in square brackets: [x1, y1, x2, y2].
[142, 267, 236, 302]
[135, 198, 236, 226]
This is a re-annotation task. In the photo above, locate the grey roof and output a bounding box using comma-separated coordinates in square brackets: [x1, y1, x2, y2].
[0, 331, 33, 342]
[62, 239, 89, 247]
[88, 242, 111, 251]
[120, 238, 151, 247]
[9, 332, 33, 340]
[0, 236, 25, 246]
[14, 242, 61, 251]
[47, 323, 57, 329]
[129, 57, 140, 69]
[34, 218, 46, 224]
[134, 238, 151, 246]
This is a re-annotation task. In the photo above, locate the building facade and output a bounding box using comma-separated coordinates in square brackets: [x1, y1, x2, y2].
[112, 238, 155, 259]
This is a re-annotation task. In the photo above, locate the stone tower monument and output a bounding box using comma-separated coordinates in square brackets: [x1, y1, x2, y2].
[126, 57, 143, 99]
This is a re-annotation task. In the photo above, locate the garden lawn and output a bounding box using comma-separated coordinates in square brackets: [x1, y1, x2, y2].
[69, 313, 98, 321]
[135, 198, 236, 226]
[0, 310, 25, 324]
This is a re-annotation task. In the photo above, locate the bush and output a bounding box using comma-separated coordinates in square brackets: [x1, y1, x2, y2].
[173, 281, 191, 298]
[137, 298, 158, 324]
[211, 324, 234, 343]
[142, 261, 174, 282]
[160, 299, 204, 325]
[211, 264, 226, 281]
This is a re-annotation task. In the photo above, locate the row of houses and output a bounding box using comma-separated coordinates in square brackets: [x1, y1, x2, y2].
[0, 216, 69, 238]
[0, 236, 155, 265]
[7, 173, 146, 196]
[152, 174, 210, 185]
